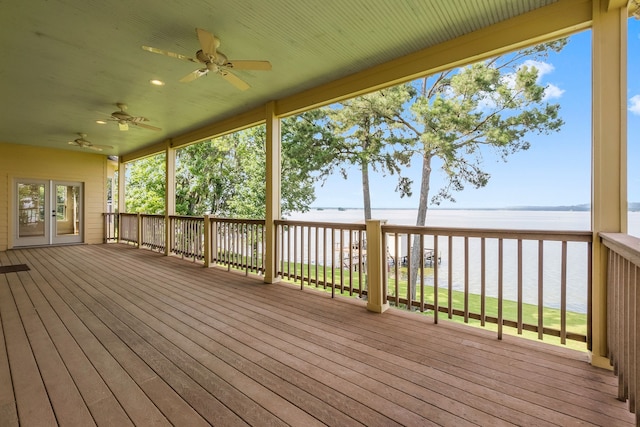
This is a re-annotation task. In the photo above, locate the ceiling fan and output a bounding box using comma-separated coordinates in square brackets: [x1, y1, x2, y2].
[105, 103, 161, 131]
[68, 133, 113, 151]
[142, 28, 272, 91]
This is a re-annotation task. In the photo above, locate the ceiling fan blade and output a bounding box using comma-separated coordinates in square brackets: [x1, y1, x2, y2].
[129, 116, 148, 123]
[219, 70, 250, 91]
[142, 46, 198, 63]
[180, 68, 208, 82]
[91, 144, 114, 151]
[196, 28, 218, 56]
[225, 60, 272, 71]
[131, 122, 162, 131]
[118, 122, 129, 131]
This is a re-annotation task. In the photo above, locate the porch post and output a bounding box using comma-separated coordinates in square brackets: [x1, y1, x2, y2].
[590, 0, 628, 368]
[117, 158, 126, 242]
[366, 219, 389, 313]
[165, 143, 176, 256]
[264, 101, 281, 284]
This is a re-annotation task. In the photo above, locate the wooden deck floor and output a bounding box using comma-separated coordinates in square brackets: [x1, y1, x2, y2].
[0, 244, 634, 426]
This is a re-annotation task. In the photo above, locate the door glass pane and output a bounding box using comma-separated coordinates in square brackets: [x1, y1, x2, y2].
[55, 184, 80, 237]
[18, 183, 45, 237]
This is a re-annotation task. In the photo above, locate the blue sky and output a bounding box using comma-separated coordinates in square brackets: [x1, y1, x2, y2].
[311, 20, 640, 209]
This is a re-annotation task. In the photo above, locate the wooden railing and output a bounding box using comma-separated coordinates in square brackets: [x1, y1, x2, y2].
[140, 214, 165, 252]
[119, 213, 139, 245]
[105, 214, 593, 345]
[103, 212, 118, 242]
[275, 220, 368, 298]
[209, 217, 266, 274]
[382, 226, 592, 344]
[601, 232, 640, 424]
[169, 215, 205, 262]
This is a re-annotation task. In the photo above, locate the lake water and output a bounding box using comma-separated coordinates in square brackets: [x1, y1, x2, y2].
[286, 209, 640, 313]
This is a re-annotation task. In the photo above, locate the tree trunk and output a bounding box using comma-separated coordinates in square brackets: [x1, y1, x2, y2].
[409, 154, 432, 306]
[361, 160, 372, 296]
[362, 160, 372, 220]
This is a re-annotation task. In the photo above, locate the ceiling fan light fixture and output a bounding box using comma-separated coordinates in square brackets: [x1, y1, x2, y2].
[96, 120, 107, 124]
[150, 79, 165, 86]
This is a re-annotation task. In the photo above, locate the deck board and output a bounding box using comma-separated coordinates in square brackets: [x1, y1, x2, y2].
[0, 244, 635, 426]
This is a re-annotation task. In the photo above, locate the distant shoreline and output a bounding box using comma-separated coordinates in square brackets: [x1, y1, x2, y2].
[312, 203, 640, 212]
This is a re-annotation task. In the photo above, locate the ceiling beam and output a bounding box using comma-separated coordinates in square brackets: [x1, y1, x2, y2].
[606, 0, 629, 10]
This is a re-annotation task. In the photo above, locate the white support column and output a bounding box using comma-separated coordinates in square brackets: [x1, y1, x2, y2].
[165, 143, 176, 256]
[366, 219, 389, 313]
[590, 0, 628, 368]
[117, 158, 126, 242]
[264, 101, 281, 284]
[117, 157, 126, 214]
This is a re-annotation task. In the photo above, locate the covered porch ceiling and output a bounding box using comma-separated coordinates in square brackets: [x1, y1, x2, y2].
[0, 0, 596, 159]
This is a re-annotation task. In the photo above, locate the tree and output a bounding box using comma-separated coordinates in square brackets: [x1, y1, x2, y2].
[126, 110, 339, 218]
[325, 84, 416, 220]
[399, 39, 567, 301]
[125, 153, 166, 214]
[303, 40, 567, 304]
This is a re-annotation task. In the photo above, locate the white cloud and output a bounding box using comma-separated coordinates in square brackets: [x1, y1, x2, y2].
[629, 95, 640, 116]
[543, 83, 565, 100]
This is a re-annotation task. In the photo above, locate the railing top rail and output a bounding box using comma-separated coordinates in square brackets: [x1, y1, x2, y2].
[600, 232, 640, 265]
[140, 213, 166, 219]
[209, 217, 266, 225]
[169, 215, 205, 220]
[381, 224, 592, 242]
[120, 212, 139, 217]
[276, 219, 367, 230]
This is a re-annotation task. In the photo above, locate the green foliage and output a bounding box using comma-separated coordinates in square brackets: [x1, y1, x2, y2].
[322, 84, 417, 219]
[410, 39, 567, 207]
[126, 111, 339, 218]
[125, 153, 166, 214]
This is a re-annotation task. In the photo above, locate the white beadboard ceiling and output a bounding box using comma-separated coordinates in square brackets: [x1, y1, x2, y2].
[0, 0, 557, 157]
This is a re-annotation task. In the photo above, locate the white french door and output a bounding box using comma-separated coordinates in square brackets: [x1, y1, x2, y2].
[14, 179, 83, 247]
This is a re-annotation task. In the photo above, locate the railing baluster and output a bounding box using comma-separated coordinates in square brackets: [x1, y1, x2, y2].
[448, 235, 453, 319]
[322, 227, 327, 290]
[464, 236, 469, 323]
[433, 235, 439, 324]
[358, 229, 363, 297]
[307, 225, 312, 287]
[348, 230, 353, 295]
[407, 232, 412, 310]
[331, 227, 335, 298]
[339, 230, 344, 294]
[517, 239, 523, 335]
[498, 238, 503, 340]
[561, 240, 567, 345]
[315, 226, 319, 288]
[394, 233, 399, 307]
[538, 240, 544, 340]
[420, 233, 425, 313]
[480, 237, 485, 327]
